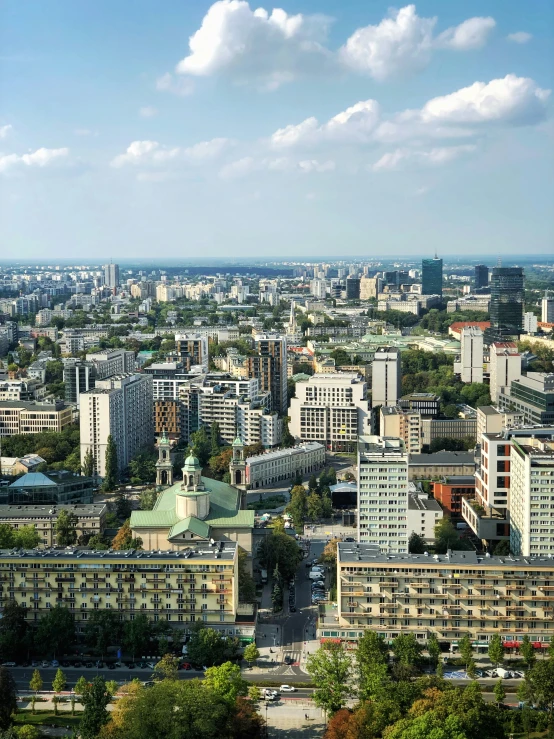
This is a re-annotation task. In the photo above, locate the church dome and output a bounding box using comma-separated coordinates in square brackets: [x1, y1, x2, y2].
[183, 453, 200, 472]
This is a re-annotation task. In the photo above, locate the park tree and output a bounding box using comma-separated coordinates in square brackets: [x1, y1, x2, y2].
[356, 631, 390, 701]
[519, 634, 536, 669]
[153, 654, 179, 681]
[392, 633, 423, 668]
[306, 491, 323, 521]
[321, 493, 333, 519]
[55, 509, 78, 546]
[29, 669, 43, 698]
[0, 667, 17, 730]
[494, 678, 506, 706]
[243, 643, 260, 669]
[286, 485, 307, 531]
[488, 633, 504, 668]
[525, 659, 554, 713]
[74, 676, 88, 696]
[458, 634, 473, 671]
[82, 448, 95, 478]
[306, 642, 353, 716]
[80, 676, 111, 739]
[85, 610, 122, 658]
[203, 662, 248, 703]
[36, 605, 75, 657]
[114, 494, 132, 521]
[52, 668, 67, 694]
[427, 634, 441, 668]
[102, 435, 119, 492]
[187, 626, 240, 668]
[257, 530, 302, 584]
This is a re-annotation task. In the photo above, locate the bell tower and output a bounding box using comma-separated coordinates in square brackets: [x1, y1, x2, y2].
[155, 429, 173, 488]
[229, 436, 247, 494]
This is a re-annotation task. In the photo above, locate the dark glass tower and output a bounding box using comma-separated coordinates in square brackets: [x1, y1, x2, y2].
[489, 267, 524, 338]
[421, 257, 443, 297]
[474, 264, 489, 290]
[346, 276, 361, 299]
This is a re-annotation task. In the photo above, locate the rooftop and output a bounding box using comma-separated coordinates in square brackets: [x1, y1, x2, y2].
[408, 494, 442, 512]
[246, 442, 324, 464]
[0, 541, 237, 562]
[409, 451, 475, 466]
[0, 503, 106, 518]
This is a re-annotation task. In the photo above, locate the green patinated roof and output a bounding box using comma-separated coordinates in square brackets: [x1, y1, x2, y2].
[168, 516, 210, 540]
[232, 437, 243, 447]
[130, 476, 254, 531]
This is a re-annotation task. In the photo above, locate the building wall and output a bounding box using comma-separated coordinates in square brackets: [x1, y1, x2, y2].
[245, 443, 325, 488]
[432, 480, 475, 518]
[0, 403, 72, 437]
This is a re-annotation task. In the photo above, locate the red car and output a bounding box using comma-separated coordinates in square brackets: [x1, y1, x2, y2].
[181, 662, 192, 670]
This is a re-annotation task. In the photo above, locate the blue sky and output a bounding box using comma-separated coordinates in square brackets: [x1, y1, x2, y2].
[0, 0, 552, 259]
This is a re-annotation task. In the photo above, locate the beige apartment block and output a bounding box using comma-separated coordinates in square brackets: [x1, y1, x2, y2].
[0, 401, 72, 437]
[0, 503, 107, 547]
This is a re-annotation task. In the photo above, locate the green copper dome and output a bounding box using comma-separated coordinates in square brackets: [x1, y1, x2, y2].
[183, 453, 200, 471]
[232, 436, 243, 447]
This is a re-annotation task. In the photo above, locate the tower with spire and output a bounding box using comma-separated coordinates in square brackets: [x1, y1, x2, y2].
[155, 429, 173, 488]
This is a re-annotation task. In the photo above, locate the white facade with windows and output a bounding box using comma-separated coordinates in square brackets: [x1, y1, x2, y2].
[371, 348, 401, 409]
[245, 442, 325, 489]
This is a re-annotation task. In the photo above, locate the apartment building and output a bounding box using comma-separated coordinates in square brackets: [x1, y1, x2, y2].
[324, 543, 554, 647]
[0, 543, 250, 640]
[0, 400, 72, 438]
[371, 348, 401, 409]
[407, 489, 443, 541]
[289, 373, 370, 452]
[380, 406, 422, 453]
[357, 435, 409, 553]
[399, 393, 440, 418]
[359, 277, 382, 301]
[85, 349, 136, 380]
[63, 359, 97, 407]
[0, 503, 107, 547]
[457, 327, 484, 384]
[247, 334, 288, 417]
[500, 373, 554, 425]
[490, 343, 521, 404]
[476, 406, 524, 440]
[154, 399, 183, 439]
[79, 374, 153, 478]
[174, 333, 209, 372]
[432, 476, 476, 518]
[244, 442, 325, 489]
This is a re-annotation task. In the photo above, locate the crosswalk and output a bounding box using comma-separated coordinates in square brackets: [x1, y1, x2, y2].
[282, 651, 301, 667]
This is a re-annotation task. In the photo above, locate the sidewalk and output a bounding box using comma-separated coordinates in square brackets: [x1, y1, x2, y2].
[264, 702, 326, 737]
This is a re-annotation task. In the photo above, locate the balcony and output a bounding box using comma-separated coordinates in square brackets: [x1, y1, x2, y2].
[461, 497, 510, 541]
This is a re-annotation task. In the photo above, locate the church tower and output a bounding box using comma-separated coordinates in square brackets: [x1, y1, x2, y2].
[155, 429, 173, 488]
[229, 436, 247, 490]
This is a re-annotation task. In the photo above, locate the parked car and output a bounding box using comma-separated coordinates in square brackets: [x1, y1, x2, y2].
[284, 655, 294, 665]
[264, 689, 279, 698]
[96, 661, 104, 669]
[41, 661, 49, 668]
[51, 660, 59, 668]
[72, 661, 82, 668]
[85, 662, 94, 668]
[142, 681, 155, 688]
[280, 685, 296, 692]
[107, 663, 116, 670]
[60, 661, 70, 668]
[31, 661, 40, 668]
[344, 537, 355, 542]
[1, 662, 16, 667]
[312, 581, 325, 588]
[181, 663, 192, 670]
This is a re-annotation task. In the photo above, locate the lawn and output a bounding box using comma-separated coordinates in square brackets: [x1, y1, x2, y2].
[14, 711, 81, 728]
[247, 495, 286, 511]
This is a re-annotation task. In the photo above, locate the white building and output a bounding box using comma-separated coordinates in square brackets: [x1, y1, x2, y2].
[357, 435, 409, 553]
[542, 292, 554, 324]
[289, 373, 370, 451]
[80, 373, 154, 478]
[489, 342, 521, 404]
[510, 436, 554, 556]
[407, 486, 443, 541]
[458, 326, 483, 384]
[244, 442, 325, 489]
[85, 349, 135, 379]
[371, 348, 401, 409]
[103, 263, 119, 288]
[310, 279, 327, 300]
[524, 312, 538, 334]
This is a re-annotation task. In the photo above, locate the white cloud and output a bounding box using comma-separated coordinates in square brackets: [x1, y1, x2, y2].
[0, 147, 69, 173]
[507, 31, 532, 44]
[139, 106, 158, 118]
[156, 73, 195, 96]
[435, 16, 495, 50]
[174, 0, 332, 89]
[373, 144, 476, 171]
[136, 171, 178, 183]
[218, 155, 335, 178]
[111, 138, 231, 169]
[271, 100, 380, 148]
[74, 128, 98, 137]
[0, 124, 13, 139]
[219, 156, 256, 179]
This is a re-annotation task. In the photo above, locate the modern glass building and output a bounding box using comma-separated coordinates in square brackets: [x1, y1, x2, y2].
[0, 471, 95, 505]
[346, 276, 360, 300]
[474, 264, 489, 290]
[489, 267, 524, 338]
[421, 257, 443, 297]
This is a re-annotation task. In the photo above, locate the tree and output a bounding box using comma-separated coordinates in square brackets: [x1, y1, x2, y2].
[356, 631, 390, 701]
[321, 493, 333, 519]
[306, 491, 323, 521]
[519, 634, 536, 669]
[36, 605, 75, 657]
[525, 659, 554, 712]
[0, 602, 29, 662]
[243, 643, 260, 669]
[112, 520, 142, 550]
[488, 633, 504, 668]
[123, 613, 153, 660]
[190, 427, 211, 466]
[392, 634, 423, 668]
[210, 422, 220, 457]
[74, 676, 88, 696]
[281, 417, 295, 448]
[494, 678, 506, 706]
[466, 659, 477, 680]
[248, 685, 262, 704]
[286, 485, 307, 531]
[492, 540, 510, 555]
[52, 668, 67, 694]
[237, 546, 256, 604]
[55, 509, 78, 546]
[408, 532, 426, 554]
[106, 680, 119, 698]
[257, 530, 303, 584]
[82, 448, 95, 478]
[139, 488, 158, 511]
[17, 725, 40, 739]
[458, 634, 473, 671]
[0, 524, 40, 550]
[80, 676, 111, 739]
[87, 534, 109, 550]
[114, 494, 132, 521]
[434, 518, 472, 554]
[29, 670, 42, 696]
[308, 474, 319, 493]
[102, 435, 119, 492]
[153, 654, 179, 681]
[307, 642, 353, 715]
[203, 662, 248, 703]
[427, 634, 441, 668]
[187, 626, 240, 668]
[0, 667, 17, 731]
[85, 610, 122, 658]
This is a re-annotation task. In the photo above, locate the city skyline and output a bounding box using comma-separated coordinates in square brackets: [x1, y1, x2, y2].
[1, 0, 552, 258]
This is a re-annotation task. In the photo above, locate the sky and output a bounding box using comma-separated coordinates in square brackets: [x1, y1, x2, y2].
[0, 0, 553, 260]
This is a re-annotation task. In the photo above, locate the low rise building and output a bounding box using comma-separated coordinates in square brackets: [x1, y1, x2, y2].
[432, 476, 476, 518]
[421, 417, 477, 448]
[244, 442, 325, 489]
[0, 471, 95, 506]
[0, 400, 72, 437]
[408, 451, 475, 481]
[500, 373, 554, 425]
[0, 503, 107, 547]
[0, 454, 45, 476]
[407, 487, 443, 541]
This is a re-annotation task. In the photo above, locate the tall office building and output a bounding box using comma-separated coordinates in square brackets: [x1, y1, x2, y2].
[371, 348, 401, 408]
[459, 326, 484, 384]
[63, 359, 96, 407]
[247, 334, 287, 417]
[489, 342, 521, 404]
[542, 292, 554, 324]
[474, 264, 489, 290]
[421, 256, 443, 297]
[357, 435, 409, 552]
[346, 276, 361, 300]
[359, 276, 382, 300]
[489, 267, 524, 338]
[103, 262, 120, 288]
[80, 374, 153, 478]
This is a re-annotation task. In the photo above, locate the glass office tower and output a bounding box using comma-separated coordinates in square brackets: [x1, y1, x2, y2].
[421, 257, 443, 297]
[474, 264, 489, 290]
[489, 267, 524, 338]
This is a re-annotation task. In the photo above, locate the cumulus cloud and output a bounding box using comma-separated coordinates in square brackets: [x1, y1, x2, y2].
[373, 144, 476, 171]
[139, 106, 158, 118]
[435, 16, 495, 50]
[0, 147, 69, 173]
[271, 100, 381, 148]
[111, 138, 231, 168]
[219, 155, 335, 178]
[507, 31, 532, 44]
[167, 2, 497, 88]
[0, 124, 13, 139]
[156, 73, 195, 96]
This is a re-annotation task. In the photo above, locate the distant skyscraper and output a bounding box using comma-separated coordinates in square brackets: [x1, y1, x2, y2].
[474, 264, 489, 290]
[103, 262, 120, 288]
[489, 267, 524, 338]
[421, 256, 443, 297]
[542, 292, 554, 324]
[346, 276, 361, 300]
[371, 348, 401, 409]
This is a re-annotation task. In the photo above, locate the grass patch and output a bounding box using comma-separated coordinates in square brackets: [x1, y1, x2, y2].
[14, 711, 81, 728]
[247, 495, 286, 511]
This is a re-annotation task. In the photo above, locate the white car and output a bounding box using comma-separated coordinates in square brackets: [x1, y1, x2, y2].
[264, 689, 278, 698]
[280, 685, 296, 692]
[1, 662, 16, 667]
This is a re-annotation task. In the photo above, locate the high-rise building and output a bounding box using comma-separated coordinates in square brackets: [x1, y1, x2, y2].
[524, 312, 538, 334]
[489, 342, 521, 404]
[380, 406, 422, 453]
[474, 264, 489, 290]
[421, 256, 443, 297]
[174, 333, 209, 372]
[542, 292, 554, 324]
[346, 276, 361, 300]
[357, 435, 409, 552]
[85, 349, 136, 379]
[459, 326, 484, 383]
[489, 267, 524, 338]
[80, 373, 153, 478]
[288, 373, 370, 451]
[103, 262, 120, 288]
[247, 334, 287, 417]
[359, 276, 382, 300]
[63, 359, 96, 406]
[371, 348, 401, 408]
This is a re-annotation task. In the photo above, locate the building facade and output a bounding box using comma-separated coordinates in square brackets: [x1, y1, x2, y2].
[174, 334, 209, 372]
[244, 442, 325, 489]
[459, 327, 484, 384]
[247, 334, 288, 417]
[432, 476, 476, 518]
[489, 342, 522, 405]
[500, 373, 554, 425]
[474, 265, 489, 290]
[380, 406, 422, 454]
[421, 257, 443, 297]
[0, 400, 72, 438]
[488, 267, 524, 340]
[0, 503, 107, 547]
[371, 348, 401, 409]
[0, 471, 95, 506]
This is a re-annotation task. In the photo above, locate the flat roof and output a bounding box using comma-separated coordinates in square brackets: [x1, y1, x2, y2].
[0, 503, 106, 518]
[408, 494, 442, 512]
[246, 442, 324, 464]
[0, 541, 237, 561]
[409, 451, 475, 465]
